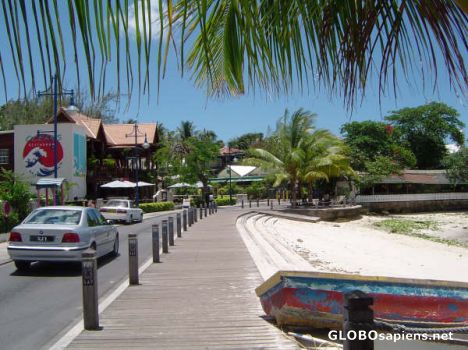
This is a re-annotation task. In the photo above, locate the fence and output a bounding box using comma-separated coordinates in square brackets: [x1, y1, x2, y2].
[356, 192, 468, 203]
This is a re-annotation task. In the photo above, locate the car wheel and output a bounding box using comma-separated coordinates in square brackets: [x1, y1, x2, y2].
[14, 261, 31, 271]
[111, 234, 119, 257]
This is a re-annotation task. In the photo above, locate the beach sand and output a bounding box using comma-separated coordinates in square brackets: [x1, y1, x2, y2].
[239, 212, 468, 282]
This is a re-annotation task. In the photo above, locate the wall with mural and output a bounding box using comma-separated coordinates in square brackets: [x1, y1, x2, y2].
[14, 124, 87, 200]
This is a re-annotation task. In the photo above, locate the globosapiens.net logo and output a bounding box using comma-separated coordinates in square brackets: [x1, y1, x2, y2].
[328, 330, 454, 343]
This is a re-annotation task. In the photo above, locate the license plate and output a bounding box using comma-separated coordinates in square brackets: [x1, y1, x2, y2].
[30, 235, 54, 242]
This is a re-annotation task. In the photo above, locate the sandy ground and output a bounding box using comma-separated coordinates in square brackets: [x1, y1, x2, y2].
[244, 212, 468, 283]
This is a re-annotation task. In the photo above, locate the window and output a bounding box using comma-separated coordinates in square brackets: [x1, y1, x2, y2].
[87, 211, 98, 227]
[0, 149, 9, 164]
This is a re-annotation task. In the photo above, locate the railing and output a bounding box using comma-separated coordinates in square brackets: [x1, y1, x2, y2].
[356, 192, 468, 203]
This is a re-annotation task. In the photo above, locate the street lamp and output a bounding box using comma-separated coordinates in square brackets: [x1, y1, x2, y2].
[227, 147, 238, 203]
[37, 74, 75, 178]
[126, 124, 150, 206]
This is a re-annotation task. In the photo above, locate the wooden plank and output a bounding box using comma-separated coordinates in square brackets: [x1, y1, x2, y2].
[67, 209, 299, 349]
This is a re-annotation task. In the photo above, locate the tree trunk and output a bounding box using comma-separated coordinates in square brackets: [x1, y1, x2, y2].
[291, 178, 297, 208]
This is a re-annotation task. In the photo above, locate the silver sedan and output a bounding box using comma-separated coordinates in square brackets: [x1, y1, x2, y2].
[7, 206, 119, 271]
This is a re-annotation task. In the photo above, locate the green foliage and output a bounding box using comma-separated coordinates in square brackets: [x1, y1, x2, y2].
[374, 218, 466, 247]
[139, 202, 175, 213]
[102, 158, 116, 168]
[341, 120, 416, 171]
[217, 183, 241, 196]
[228, 133, 264, 150]
[245, 182, 267, 199]
[442, 147, 468, 186]
[385, 102, 465, 169]
[0, 169, 32, 224]
[359, 156, 404, 189]
[215, 196, 236, 206]
[0, 97, 52, 131]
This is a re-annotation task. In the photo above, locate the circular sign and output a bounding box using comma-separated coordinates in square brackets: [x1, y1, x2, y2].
[23, 134, 64, 177]
[3, 201, 11, 217]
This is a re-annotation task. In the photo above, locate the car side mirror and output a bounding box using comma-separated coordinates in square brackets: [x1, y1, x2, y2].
[105, 219, 115, 225]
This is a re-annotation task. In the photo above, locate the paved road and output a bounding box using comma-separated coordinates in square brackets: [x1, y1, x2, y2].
[0, 211, 180, 350]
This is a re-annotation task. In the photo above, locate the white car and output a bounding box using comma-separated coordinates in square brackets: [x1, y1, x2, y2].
[7, 206, 119, 271]
[99, 199, 143, 224]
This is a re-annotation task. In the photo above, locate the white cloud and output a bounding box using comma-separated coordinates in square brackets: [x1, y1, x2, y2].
[125, 1, 167, 39]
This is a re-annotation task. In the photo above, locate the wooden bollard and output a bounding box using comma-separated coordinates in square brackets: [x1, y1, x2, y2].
[128, 233, 139, 285]
[270, 200, 273, 210]
[199, 204, 203, 220]
[241, 199, 244, 208]
[204, 203, 208, 217]
[162, 220, 169, 253]
[267, 198, 270, 206]
[183, 210, 187, 231]
[257, 199, 259, 207]
[176, 213, 182, 238]
[152, 224, 160, 263]
[249, 200, 252, 208]
[194, 207, 198, 223]
[214, 202, 217, 213]
[169, 217, 175, 246]
[188, 208, 192, 227]
[82, 248, 99, 330]
[278, 197, 281, 205]
[343, 291, 374, 350]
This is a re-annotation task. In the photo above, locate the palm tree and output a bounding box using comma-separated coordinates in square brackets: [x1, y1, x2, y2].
[247, 108, 351, 207]
[1, 1, 465, 107]
[177, 121, 197, 141]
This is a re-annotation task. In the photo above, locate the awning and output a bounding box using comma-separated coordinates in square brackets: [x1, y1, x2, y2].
[35, 178, 66, 189]
[101, 180, 134, 188]
[209, 176, 264, 183]
[168, 182, 195, 188]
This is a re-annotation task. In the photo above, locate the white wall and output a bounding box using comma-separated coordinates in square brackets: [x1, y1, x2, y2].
[14, 124, 87, 200]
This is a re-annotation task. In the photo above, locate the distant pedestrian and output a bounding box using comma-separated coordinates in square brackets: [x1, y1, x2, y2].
[87, 200, 95, 208]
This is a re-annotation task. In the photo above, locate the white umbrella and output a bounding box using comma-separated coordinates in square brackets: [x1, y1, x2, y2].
[195, 181, 211, 188]
[100, 180, 135, 188]
[167, 182, 194, 189]
[122, 181, 153, 188]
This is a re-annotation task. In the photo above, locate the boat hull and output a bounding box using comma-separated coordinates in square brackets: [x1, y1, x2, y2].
[256, 271, 468, 329]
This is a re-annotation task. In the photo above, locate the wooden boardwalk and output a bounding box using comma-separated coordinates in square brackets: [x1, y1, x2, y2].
[67, 208, 299, 349]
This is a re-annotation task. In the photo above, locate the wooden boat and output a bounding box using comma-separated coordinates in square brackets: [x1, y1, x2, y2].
[255, 271, 468, 329]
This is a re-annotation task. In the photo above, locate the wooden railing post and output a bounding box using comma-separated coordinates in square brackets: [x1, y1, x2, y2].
[168, 216, 175, 246]
[82, 248, 99, 330]
[128, 233, 139, 285]
[176, 213, 182, 238]
[343, 290, 374, 350]
[162, 220, 169, 253]
[152, 224, 160, 263]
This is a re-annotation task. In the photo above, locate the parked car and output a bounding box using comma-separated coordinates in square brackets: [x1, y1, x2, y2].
[7, 206, 119, 271]
[99, 199, 143, 224]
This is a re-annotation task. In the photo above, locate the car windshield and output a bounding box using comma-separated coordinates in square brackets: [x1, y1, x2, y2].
[106, 200, 129, 208]
[24, 209, 82, 225]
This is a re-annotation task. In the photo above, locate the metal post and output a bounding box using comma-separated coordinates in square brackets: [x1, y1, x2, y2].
[128, 233, 139, 285]
[343, 291, 374, 350]
[152, 224, 160, 263]
[241, 200, 244, 209]
[169, 217, 174, 246]
[199, 204, 203, 220]
[53, 74, 58, 178]
[176, 213, 182, 238]
[162, 220, 169, 253]
[183, 210, 187, 231]
[82, 249, 99, 330]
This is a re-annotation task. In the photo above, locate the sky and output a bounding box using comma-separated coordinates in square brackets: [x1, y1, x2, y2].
[0, 2, 466, 144]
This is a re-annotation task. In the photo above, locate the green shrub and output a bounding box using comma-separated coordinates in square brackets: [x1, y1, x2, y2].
[215, 196, 236, 206]
[139, 202, 175, 213]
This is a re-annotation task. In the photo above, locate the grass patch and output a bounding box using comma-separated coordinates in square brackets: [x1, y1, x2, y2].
[374, 219, 467, 248]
